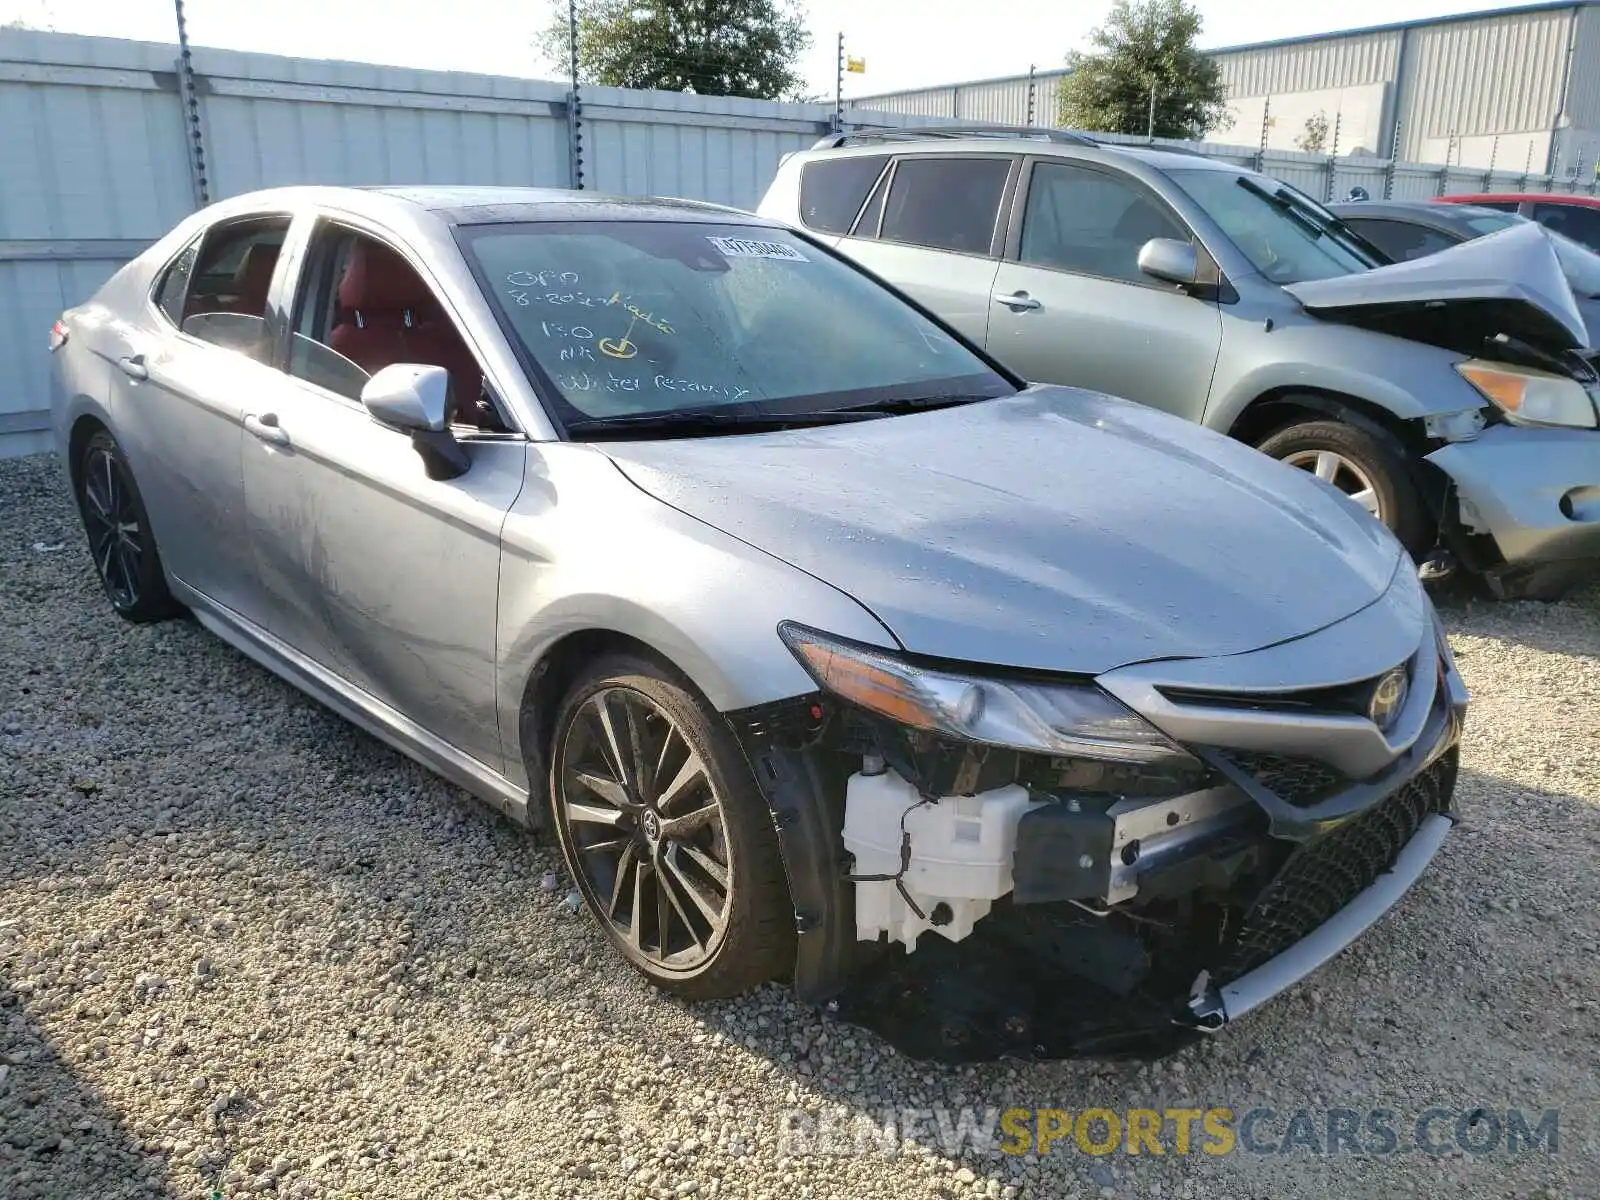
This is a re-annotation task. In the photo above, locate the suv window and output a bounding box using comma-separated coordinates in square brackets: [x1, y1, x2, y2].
[287, 223, 505, 430]
[1342, 218, 1459, 262]
[1531, 203, 1600, 253]
[799, 156, 888, 235]
[879, 157, 1010, 255]
[179, 217, 290, 362]
[1019, 162, 1189, 282]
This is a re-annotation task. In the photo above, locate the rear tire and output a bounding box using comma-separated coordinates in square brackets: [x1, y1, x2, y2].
[73, 429, 184, 623]
[548, 654, 795, 1000]
[1256, 419, 1432, 555]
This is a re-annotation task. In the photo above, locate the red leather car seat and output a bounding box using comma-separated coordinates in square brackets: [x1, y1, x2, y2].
[329, 240, 486, 424]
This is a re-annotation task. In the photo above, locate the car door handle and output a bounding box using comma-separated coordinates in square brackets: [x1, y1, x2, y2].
[992, 291, 1041, 311]
[244, 413, 290, 446]
[117, 355, 148, 381]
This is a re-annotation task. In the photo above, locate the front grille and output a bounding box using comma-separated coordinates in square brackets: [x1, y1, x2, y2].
[1219, 749, 1347, 808]
[1218, 751, 1456, 980]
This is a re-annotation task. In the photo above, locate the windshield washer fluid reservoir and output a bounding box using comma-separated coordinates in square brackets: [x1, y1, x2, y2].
[843, 768, 1043, 951]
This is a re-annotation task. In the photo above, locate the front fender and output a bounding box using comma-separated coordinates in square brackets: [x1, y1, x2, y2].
[494, 444, 897, 792]
[1204, 312, 1481, 434]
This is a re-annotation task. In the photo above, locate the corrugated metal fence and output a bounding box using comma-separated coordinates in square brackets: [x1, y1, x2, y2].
[0, 29, 940, 454]
[4, 28, 1600, 456]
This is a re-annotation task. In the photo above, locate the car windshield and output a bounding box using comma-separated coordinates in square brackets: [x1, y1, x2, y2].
[1168, 169, 1383, 283]
[461, 220, 1014, 433]
[1460, 210, 1523, 235]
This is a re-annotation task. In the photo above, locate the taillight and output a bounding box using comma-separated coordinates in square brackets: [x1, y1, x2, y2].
[49, 319, 69, 352]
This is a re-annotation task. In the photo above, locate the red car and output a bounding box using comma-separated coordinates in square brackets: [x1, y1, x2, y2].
[1438, 192, 1600, 254]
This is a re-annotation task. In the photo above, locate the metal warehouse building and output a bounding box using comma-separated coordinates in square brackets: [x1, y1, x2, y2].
[846, 1, 1600, 174]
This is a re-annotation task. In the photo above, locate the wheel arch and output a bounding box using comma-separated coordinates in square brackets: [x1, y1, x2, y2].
[1226, 387, 1426, 457]
[66, 413, 111, 490]
[519, 628, 675, 821]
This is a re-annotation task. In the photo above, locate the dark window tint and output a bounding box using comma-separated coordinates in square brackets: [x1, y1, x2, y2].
[1020, 162, 1188, 282]
[1466, 200, 1519, 213]
[1531, 203, 1600, 253]
[1343, 218, 1460, 262]
[286, 224, 502, 429]
[152, 236, 199, 327]
[799, 157, 888, 234]
[180, 217, 289, 363]
[880, 157, 1010, 254]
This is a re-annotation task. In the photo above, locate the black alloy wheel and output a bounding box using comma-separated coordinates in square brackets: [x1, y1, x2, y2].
[74, 430, 182, 623]
[549, 656, 794, 998]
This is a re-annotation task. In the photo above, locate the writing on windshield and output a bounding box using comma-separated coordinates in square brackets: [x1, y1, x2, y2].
[464, 222, 1008, 425]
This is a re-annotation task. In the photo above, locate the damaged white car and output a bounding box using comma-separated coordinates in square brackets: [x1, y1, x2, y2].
[52, 186, 1468, 1059]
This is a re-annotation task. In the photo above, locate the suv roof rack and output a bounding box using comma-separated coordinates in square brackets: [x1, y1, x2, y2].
[813, 123, 1100, 150]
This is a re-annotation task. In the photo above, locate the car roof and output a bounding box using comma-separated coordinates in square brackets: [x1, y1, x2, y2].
[197, 184, 768, 228]
[1441, 192, 1600, 208]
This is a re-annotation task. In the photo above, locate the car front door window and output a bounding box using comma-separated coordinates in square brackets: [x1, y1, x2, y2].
[286, 225, 505, 431]
[1018, 161, 1190, 284]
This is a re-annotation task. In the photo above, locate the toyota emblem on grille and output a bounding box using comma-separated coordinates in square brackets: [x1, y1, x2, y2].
[1368, 667, 1409, 730]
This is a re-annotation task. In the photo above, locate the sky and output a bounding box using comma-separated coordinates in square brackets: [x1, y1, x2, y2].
[0, 0, 1564, 99]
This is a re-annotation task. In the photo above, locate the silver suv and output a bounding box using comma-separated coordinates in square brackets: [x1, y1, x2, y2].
[759, 128, 1600, 600]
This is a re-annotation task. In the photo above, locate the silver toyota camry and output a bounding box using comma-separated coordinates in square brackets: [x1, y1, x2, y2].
[49, 186, 1468, 1057]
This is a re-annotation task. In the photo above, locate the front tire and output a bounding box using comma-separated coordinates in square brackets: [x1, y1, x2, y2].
[548, 655, 795, 1000]
[1256, 418, 1431, 555]
[73, 429, 184, 623]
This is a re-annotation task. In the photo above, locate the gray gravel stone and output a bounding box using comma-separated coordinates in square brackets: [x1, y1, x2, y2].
[1, 451, 1597, 1200]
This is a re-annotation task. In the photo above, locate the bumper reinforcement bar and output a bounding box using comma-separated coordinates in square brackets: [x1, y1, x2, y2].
[1181, 812, 1455, 1030]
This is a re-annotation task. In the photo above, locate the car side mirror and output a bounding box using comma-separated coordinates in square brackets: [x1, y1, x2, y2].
[1138, 237, 1199, 287]
[360, 363, 469, 480]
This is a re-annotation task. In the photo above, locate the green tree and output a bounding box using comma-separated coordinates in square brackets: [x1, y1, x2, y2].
[540, 0, 812, 100]
[1058, 0, 1230, 140]
[1296, 110, 1330, 153]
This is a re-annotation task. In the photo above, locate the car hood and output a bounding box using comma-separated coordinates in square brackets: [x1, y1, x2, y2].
[602, 387, 1402, 675]
[1286, 221, 1590, 354]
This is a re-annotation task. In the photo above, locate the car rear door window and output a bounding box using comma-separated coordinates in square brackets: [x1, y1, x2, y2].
[152, 235, 200, 326]
[879, 157, 1011, 255]
[1343, 218, 1459, 262]
[179, 217, 290, 363]
[1019, 161, 1189, 283]
[1531, 203, 1600, 253]
[799, 156, 889, 235]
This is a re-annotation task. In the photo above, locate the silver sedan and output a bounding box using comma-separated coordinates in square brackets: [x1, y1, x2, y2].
[50, 187, 1467, 1056]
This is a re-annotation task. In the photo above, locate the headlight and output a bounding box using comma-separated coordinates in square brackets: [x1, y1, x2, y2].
[1455, 359, 1598, 429]
[778, 623, 1191, 764]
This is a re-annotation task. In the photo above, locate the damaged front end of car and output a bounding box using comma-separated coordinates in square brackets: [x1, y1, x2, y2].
[726, 566, 1469, 1061]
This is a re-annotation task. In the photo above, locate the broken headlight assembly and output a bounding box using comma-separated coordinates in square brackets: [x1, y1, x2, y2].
[1455, 359, 1599, 429]
[777, 622, 1193, 766]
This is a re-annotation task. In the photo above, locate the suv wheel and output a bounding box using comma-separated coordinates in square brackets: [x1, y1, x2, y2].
[1256, 419, 1431, 555]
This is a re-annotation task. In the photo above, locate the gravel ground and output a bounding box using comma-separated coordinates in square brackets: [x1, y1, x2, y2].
[2, 449, 1598, 1200]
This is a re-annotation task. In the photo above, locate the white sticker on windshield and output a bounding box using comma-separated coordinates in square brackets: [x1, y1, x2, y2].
[706, 236, 809, 262]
